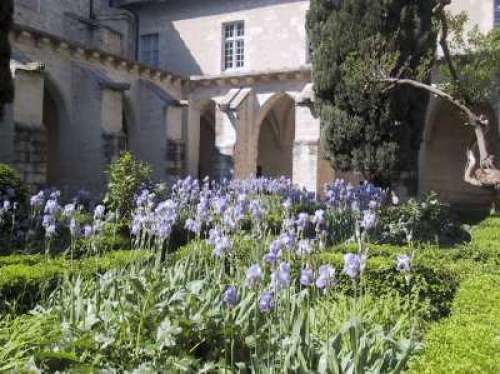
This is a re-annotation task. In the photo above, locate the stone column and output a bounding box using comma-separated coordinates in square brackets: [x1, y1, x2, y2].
[213, 104, 236, 182]
[185, 103, 201, 178]
[165, 104, 186, 179]
[101, 89, 127, 164]
[293, 85, 321, 194]
[12, 69, 46, 190]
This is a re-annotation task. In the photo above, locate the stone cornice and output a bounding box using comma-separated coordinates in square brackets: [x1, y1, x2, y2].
[190, 66, 311, 89]
[10, 23, 187, 88]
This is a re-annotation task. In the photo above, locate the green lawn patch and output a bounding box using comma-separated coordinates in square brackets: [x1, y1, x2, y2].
[408, 273, 500, 374]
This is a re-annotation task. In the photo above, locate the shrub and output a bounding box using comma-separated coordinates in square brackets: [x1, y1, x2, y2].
[0, 163, 28, 204]
[104, 152, 152, 219]
[375, 193, 470, 246]
[0, 250, 152, 314]
[408, 274, 500, 374]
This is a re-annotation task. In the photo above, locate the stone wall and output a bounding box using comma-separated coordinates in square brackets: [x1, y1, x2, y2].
[14, 0, 134, 58]
[131, 0, 310, 76]
[4, 24, 185, 195]
[14, 123, 47, 190]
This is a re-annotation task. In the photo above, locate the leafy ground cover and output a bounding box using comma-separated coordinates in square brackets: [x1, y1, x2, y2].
[0, 156, 498, 372]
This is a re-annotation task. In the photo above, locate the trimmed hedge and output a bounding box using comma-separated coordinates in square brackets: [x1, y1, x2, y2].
[0, 250, 152, 313]
[407, 273, 500, 373]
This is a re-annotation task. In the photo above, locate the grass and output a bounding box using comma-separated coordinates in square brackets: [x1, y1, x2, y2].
[407, 217, 500, 373]
[407, 273, 500, 373]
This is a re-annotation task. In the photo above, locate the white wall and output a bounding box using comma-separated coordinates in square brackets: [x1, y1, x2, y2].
[136, 0, 310, 76]
[448, 0, 494, 34]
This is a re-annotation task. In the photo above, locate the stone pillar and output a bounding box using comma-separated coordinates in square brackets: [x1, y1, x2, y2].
[185, 103, 201, 178]
[165, 104, 186, 179]
[233, 90, 258, 179]
[213, 104, 236, 181]
[293, 101, 321, 194]
[101, 89, 127, 164]
[12, 69, 46, 190]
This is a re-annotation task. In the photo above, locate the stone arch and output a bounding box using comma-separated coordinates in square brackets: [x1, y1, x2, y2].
[121, 94, 136, 152]
[255, 92, 296, 178]
[42, 74, 69, 187]
[420, 98, 498, 207]
[198, 100, 217, 179]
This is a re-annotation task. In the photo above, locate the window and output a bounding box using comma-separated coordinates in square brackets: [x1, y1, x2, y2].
[140, 33, 159, 67]
[496, 0, 500, 26]
[223, 21, 245, 70]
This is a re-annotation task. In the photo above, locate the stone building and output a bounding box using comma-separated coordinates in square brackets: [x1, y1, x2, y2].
[1, 0, 499, 207]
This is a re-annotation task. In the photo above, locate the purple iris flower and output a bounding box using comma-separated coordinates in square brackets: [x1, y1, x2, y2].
[343, 253, 367, 279]
[300, 267, 314, 287]
[280, 232, 296, 251]
[296, 239, 313, 257]
[296, 212, 309, 231]
[396, 255, 411, 273]
[313, 209, 325, 226]
[30, 191, 45, 209]
[69, 218, 80, 237]
[223, 286, 238, 308]
[44, 200, 59, 215]
[45, 224, 56, 238]
[270, 262, 291, 291]
[249, 200, 265, 222]
[208, 228, 221, 246]
[213, 235, 232, 257]
[259, 291, 274, 313]
[315, 265, 336, 289]
[246, 264, 263, 287]
[94, 205, 105, 220]
[185, 218, 201, 234]
[361, 210, 377, 230]
[3, 200, 10, 211]
[84, 225, 93, 238]
[263, 239, 283, 265]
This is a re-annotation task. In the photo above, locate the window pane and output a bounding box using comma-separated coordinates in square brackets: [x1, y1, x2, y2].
[236, 22, 244, 37]
[223, 22, 244, 70]
[225, 24, 235, 39]
[141, 34, 159, 67]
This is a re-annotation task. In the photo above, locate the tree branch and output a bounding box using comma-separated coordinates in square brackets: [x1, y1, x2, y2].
[378, 77, 495, 173]
[434, 0, 461, 86]
[379, 78, 480, 125]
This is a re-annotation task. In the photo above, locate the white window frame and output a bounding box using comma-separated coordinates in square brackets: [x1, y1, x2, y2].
[140, 33, 160, 68]
[495, 0, 500, 26]
[222, 21, 245, 71]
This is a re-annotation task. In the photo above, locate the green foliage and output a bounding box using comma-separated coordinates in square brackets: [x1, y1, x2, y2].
[307, 0, 437, 183]
[0, 250, 151, 313]
[407, 274, 500, 374]
[376, 193, 470, 246]
[440, 13, 500, 107]
[0, 163, 28, 203]
[104, 152, 152, 218]
[462, 216, 500, 264]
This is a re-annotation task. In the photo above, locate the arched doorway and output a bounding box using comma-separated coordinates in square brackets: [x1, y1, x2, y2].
[43, 86, 59, 185]
[198, 101, 217, 179]
[256, 94, 295, 178]
[420, 99, 497, 207]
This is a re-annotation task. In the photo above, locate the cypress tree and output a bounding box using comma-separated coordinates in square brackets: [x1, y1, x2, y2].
[0, 0, 14, 119]
[307, 0, 438, 190]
